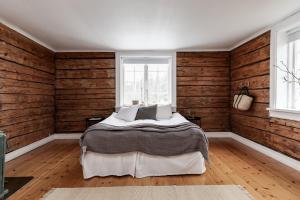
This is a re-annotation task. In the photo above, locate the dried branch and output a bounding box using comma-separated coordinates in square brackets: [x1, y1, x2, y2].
[274, 61, 300, 86]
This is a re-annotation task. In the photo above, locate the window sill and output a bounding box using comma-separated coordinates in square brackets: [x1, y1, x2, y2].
[268, 108, 300, 121]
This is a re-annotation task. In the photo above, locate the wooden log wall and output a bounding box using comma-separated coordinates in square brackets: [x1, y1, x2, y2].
[2, 22, 299, 159]
[55, 52, 115, 132]
[177, 52, 230, 131]
[230, 31, 300, 159]
[0, 23, 55, 152]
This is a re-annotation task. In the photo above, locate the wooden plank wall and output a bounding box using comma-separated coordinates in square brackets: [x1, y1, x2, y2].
[0, 23, 55, 152]
[177, 52, 230, 131]
[55, 52, 115, 132]
[230, 31, 300, 159]
[3, 22, 298, 159]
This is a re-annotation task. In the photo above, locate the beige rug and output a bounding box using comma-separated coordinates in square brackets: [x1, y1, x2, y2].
[42, 185, 254, 200]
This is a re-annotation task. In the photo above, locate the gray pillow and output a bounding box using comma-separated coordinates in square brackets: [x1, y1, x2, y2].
[135, 105, 157, 120]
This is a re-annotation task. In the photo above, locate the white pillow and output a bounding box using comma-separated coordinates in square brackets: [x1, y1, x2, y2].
[115, 105, 140, 122]
[156, 104, 172, 120]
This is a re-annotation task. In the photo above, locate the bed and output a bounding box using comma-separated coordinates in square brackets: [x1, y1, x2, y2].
[80, 112, 208, 179]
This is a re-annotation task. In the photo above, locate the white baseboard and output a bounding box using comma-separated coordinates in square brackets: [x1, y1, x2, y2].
[229, 132, 300, 171]
[5, 132, 300, 172]
[5, 135, 55, 162]
[205, 132, 232, 138]
[5, 133, 82, 162]
[53, 133, 82, 140]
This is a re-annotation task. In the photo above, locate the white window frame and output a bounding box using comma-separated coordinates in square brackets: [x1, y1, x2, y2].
[115, 51, 176, 110]
[270, 12, 300, 121]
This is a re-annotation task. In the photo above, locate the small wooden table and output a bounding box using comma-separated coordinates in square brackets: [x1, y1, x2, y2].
[86, 117, 105, 128]
[185, 116, 201, 126]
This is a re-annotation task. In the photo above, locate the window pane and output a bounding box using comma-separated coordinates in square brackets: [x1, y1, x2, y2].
[275, 33, 289, 109]
[147, 64, 170, 105]
[123, 64, 144, 105]
[293, 40, 300, 110]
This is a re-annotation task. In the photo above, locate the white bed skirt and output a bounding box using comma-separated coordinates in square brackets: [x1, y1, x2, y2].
[82, 151, 206, 179]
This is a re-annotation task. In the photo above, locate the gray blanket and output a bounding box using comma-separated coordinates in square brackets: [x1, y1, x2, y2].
[80, 122, 209, 161]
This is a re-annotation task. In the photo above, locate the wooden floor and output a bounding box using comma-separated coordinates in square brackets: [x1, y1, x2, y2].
[5, 139, 300, 200]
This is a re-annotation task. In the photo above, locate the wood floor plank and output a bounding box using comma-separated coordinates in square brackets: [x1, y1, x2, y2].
[5, 139, 300, 200]
[213, 141, 299, 199]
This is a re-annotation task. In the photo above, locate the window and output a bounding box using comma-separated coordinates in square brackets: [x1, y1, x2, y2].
[286, 39, 300, 109]
[270, 12, 300, 121]
[116, 52, 176, 108]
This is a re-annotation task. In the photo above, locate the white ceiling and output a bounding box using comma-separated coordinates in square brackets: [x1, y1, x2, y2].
[1, 0, 300, 51]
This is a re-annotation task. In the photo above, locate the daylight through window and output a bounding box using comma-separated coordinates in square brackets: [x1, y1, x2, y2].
[121, 57, 172, 106]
